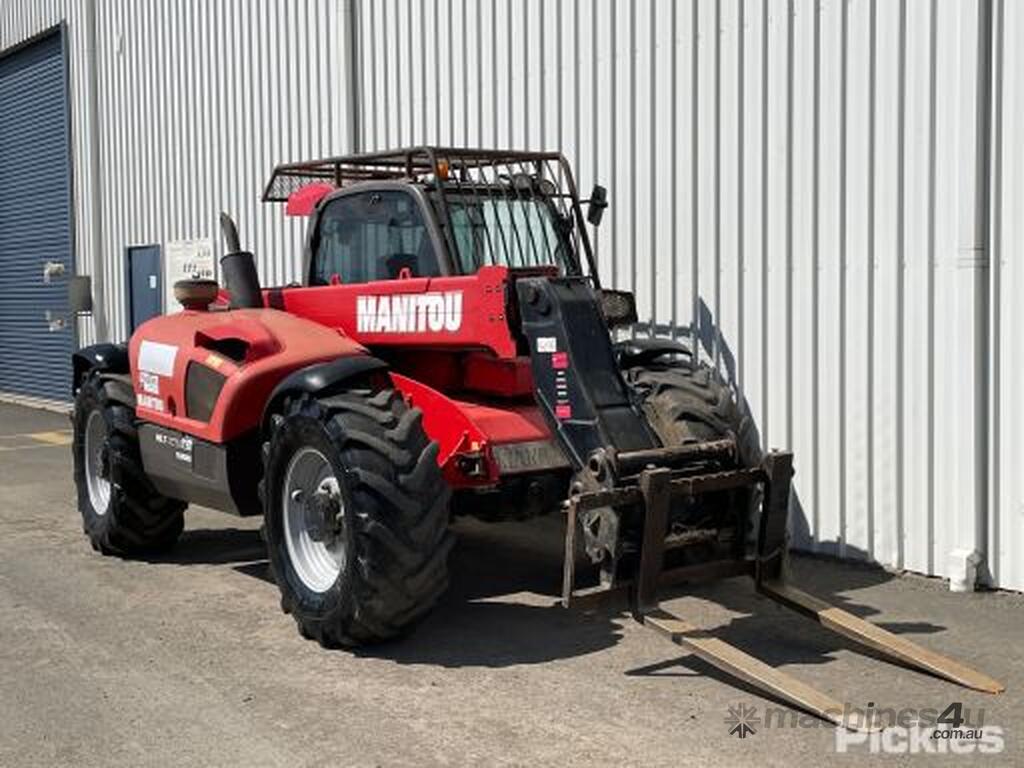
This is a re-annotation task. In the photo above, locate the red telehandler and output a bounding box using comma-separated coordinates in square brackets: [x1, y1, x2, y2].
[71, 148, 1002, 729]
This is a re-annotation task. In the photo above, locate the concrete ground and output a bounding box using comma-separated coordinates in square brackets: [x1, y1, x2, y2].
[0, 400, 1020, 767]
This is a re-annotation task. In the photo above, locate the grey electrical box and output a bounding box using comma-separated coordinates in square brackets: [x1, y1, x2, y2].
[68, 275, 93, 314]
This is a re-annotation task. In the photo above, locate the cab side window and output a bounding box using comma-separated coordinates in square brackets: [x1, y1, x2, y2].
[311, 191, 439, 285]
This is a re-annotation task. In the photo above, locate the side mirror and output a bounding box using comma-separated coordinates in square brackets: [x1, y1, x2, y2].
[68, 275, 93, 314]
[586, 184, 608, 227]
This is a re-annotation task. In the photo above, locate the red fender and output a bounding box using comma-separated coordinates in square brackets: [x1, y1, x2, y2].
[390, 373, 553, 487]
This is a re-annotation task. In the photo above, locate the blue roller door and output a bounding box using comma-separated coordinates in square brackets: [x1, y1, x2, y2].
[0, 28, 73, 401]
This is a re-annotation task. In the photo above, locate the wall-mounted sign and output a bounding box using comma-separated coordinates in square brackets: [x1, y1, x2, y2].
[164, 238, 215, 312]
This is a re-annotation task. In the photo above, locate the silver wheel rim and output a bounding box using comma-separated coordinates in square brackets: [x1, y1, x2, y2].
[282, 447, 346, 593]
[83, 409, 111, 514]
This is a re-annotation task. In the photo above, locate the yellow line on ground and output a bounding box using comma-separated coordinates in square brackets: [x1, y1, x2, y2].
[27, 431, 74, 446]
[0, 442, 71, 453]
[0, 429, 73, 441]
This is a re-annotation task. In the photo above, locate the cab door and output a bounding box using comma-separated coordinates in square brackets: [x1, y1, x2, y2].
[306, 188, 446, 286]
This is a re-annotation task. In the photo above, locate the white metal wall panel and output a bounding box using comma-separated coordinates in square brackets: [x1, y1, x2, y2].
[357, 0, 1018, 589]
[990, 0, 1023, 591]
[93, 0, 349, 341]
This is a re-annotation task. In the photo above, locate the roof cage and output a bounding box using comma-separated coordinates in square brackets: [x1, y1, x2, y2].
[262, 146, 574, 203]
[262, 146, 601, 285]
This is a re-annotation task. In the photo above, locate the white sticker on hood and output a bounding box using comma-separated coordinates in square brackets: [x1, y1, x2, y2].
[138, 340, 178, 376]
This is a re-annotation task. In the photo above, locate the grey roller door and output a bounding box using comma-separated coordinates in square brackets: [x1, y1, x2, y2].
[0, 28, 73, 401]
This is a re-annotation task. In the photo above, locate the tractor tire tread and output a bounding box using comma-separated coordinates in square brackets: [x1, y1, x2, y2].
[263, 388, 452, 648]
[72, 373, 186, 557]
[625, 360, 761, 467]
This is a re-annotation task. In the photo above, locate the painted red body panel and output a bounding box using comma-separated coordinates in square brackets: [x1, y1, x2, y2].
[267, 263, 557, 484]
[129, 309, 366, 443]
[130, 264, 558, 489]
[389, 373, 550, 485]
[461, 353, 534, 397]
[272, 265, 518, 359]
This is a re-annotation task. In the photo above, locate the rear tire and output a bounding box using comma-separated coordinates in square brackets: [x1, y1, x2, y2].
[625, 357, 760, 461]
[624, 355, 764, 550]
[72, 374, 186, 555]
[262, 387, 453, 647]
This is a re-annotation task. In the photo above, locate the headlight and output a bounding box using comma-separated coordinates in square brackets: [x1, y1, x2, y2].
[598, 289, 637, 328]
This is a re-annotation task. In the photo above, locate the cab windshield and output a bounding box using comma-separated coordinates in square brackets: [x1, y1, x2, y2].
[439, 192, 579, 276]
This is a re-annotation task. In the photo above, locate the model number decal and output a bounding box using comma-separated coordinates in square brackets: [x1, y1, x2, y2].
[356, 291, 463, 334]
[155, 432, 193, 465]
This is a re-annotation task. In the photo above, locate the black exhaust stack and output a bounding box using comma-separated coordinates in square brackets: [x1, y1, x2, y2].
[219, 212, 263, 309]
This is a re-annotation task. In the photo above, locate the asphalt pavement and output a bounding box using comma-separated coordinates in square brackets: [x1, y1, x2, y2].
[0, 400, 1020, 767]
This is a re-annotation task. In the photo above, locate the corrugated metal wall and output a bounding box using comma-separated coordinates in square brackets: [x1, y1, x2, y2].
[1, 0, 1020, 590]
[990, 0, 1023, 592]
[1, 0, 95, 349]
[356, 0, 1018, 590]
[1, 0, 352, 346]
[0, 27, 74, 400]
[94, 0, 352, 338]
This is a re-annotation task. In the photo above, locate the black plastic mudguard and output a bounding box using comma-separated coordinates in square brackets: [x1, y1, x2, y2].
[261, 354, 389, 433]
[138, 423, 262, 515]
[71, 343, 129, 395]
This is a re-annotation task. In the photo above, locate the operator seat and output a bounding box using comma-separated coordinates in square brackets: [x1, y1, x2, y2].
[383, 236, 440, 278]
[386, 253, 419, 278]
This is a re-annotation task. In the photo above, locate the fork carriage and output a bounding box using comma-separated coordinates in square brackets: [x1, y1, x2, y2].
[562, 443, 1003, 731]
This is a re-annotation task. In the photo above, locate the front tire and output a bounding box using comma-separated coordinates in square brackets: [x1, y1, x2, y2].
[262, 388, 453, 647]
[72, 374, 186, 555]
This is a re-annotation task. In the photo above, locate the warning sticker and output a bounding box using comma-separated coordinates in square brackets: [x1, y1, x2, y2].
[137, 394, 165, 413]
[536, 336, 557, 353]
[139, 371, 159, 394]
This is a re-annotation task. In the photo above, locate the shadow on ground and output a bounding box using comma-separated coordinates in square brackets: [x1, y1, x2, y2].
[355, 516, 625, 668]
[145, 513, 959, 682]
[622, 553, 952, 706]
[145, 526, 267, 567]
